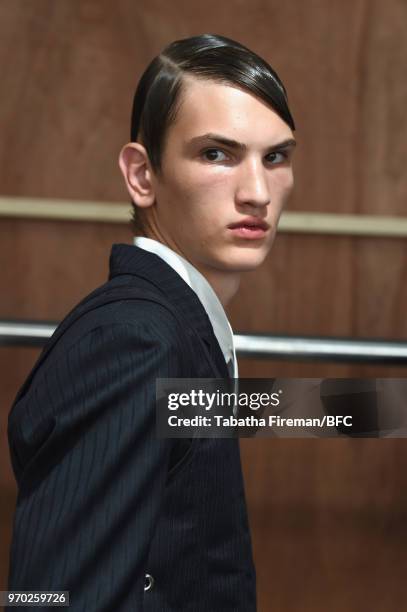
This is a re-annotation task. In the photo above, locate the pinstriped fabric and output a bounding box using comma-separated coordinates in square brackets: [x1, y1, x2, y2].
[7, 243, 257, 611]
[108, 244, 220, 345]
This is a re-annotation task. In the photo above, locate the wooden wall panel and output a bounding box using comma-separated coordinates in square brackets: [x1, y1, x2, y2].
[0, 1, 406, 610]
[230, 233, 407, 350]
[241, 437, 407, 612]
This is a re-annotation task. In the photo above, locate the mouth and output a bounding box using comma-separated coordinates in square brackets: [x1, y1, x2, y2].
[227, 217, 270, 239]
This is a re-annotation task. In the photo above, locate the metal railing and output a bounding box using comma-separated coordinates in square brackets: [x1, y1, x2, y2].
[1, 320, 406, 365]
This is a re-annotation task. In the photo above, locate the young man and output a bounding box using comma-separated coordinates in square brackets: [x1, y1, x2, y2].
[7, 34, 296, 611]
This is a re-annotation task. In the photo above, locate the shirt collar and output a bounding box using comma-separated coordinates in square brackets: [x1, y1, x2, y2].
[133, 236, 238, 377]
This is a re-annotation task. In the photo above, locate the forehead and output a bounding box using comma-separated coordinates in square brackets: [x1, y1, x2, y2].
[169, 76, 293, 144]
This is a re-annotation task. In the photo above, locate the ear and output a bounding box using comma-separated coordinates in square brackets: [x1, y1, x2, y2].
[118, 142, 155, 208]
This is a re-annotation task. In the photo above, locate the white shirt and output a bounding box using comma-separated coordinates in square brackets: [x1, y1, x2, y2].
[133, 236, 238, 378]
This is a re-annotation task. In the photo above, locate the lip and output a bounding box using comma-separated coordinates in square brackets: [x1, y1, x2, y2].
[227, 217, 270, 240]
[227, 217, 270, 231]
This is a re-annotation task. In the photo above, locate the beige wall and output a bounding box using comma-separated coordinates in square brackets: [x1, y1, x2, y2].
[1, 1, 406, 610]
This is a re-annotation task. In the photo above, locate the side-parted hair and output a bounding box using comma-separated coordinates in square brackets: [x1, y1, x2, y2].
[128, 33, 296, 235]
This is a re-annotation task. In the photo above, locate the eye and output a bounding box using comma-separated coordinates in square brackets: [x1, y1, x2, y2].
[201, 148, 228, 162]
[266, 151, 289, 164]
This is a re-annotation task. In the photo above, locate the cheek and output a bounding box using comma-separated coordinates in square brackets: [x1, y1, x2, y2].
[165, 169, 233, 224]
[280, 169, 294, 193]
[172, 163, 234, 197]
[270, 170, 294, 202]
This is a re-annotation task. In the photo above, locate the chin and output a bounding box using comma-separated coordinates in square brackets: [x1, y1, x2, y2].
[223, 247, 271, 271]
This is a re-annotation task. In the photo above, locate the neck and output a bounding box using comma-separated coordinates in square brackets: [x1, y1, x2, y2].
[192, 263, 240, 308]
[139, 227, 240, 307]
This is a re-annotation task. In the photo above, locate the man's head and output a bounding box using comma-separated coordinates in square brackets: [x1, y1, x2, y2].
[119, 33, 296, 281]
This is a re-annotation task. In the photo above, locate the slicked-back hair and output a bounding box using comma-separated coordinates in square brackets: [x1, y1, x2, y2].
[128, 33, 296, 235]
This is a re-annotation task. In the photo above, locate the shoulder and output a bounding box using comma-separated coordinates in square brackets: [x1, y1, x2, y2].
[25, 296, 191, 399]
[71, 297, 183, 346]
[10, 282, 194, 418]
[54, 277, 184, 349]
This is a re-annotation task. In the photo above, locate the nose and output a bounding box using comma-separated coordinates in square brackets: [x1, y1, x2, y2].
[235, 157, 271, 209]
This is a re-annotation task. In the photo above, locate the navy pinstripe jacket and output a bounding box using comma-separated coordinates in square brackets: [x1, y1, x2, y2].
[7, 243, 257, 611]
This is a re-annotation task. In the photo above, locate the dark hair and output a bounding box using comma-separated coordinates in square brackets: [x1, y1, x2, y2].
[129, 33, 296, 235]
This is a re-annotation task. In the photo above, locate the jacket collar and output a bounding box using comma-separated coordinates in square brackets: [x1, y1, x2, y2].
[108, 243, 229, 377]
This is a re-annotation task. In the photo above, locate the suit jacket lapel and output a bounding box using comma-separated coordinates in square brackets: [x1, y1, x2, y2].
[108, 243, 230, 379]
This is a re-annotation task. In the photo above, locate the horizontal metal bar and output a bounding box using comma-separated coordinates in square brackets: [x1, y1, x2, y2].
[234, 333, 407, 365]
[1, 196, 407, 237]
[1, 320, 406, 365]
[0, 321, 57, 347]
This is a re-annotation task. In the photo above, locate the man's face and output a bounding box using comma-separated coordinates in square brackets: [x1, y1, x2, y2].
[147, 77, 296, 274]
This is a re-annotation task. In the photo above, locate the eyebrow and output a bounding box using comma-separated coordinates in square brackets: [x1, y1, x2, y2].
[186, 132, 297, 151]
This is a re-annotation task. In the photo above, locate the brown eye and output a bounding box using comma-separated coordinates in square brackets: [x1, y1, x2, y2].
[266, 151, 288, 164]
[202, 148, 228, 162]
